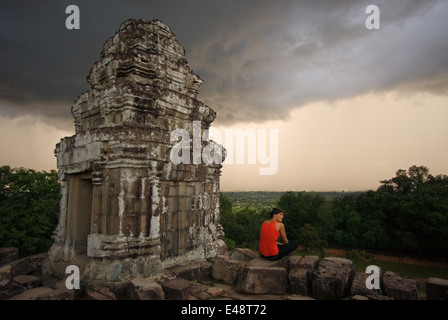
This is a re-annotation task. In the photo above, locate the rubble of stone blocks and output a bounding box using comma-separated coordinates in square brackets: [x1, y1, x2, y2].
[426, 277, 448, 300]
[0, 252, 81, 300]
[1, 248, 448, 300]
[208, 249, 446, 300]
[0, 247, 18, 266]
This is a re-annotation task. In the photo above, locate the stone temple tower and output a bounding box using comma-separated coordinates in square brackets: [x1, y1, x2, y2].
[48, 19, 227, 280]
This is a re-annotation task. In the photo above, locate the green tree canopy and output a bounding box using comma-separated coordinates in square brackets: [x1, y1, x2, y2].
[0, 165, 60, 257]
[218, 166, 448, 260]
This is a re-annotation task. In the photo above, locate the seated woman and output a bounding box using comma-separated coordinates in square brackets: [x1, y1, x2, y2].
[258, 207, 298, 261]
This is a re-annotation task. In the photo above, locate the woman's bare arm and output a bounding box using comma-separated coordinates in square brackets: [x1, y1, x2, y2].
[277, 223, 289, 244]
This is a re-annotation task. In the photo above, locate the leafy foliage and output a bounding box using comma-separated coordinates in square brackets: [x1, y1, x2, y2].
[0, 165, 60, 258]
[277, 191, 331, 254]
[2, 164, 446, 261]
[220, 193, 267, 250]
[220, 165, 448, 260]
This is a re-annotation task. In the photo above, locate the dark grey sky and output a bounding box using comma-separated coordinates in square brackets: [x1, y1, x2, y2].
[1, 0, 447, 128]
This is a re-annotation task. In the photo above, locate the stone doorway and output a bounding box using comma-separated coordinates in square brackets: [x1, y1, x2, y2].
[66, 173, 92, 256]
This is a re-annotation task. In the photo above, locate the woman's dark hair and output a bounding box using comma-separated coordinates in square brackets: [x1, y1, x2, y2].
[269, 207, 283, 217]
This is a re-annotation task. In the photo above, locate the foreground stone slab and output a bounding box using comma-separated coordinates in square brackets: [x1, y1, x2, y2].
[35, 287, 78, 300]
[167, 260, 213, 281]
[0, 265, 12, 290]
[236, 266, 288, 295]
[295, 255, 319, 270]
[129, 278, 165, 300]
[207, 286, 223, 297]
[288, 255, 320, 296]
[13, 275, 41, 289]
[161, 278, 191, 299]
[285, 294, 315, 300]
[351, 271, 382, 296]
[10, 287, 55, 300]
[85, 287, 116, 300]
[247, 257, 289, 269]
[426, 277, 448, 300]
[288, 256, 303, 270]
[289, 268, 311, 296]
[212, 255, 246, 285]
[229, 248, 259, 261]
[311, 257, 355, 300]
[382, 271, 418, 300]
[10, 253, 48, 277]
[0, 248, 18, 266]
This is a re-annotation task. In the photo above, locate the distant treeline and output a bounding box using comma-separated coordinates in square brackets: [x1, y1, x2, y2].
[220, 165, 448, 261]
[1, 164, 447, 262]
[222, 191, 364, 208]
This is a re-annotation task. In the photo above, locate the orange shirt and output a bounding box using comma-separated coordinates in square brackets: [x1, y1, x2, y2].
[259, 221, 280, 256]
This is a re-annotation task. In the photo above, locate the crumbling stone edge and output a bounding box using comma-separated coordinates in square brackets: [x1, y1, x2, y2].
[1, 248, 447, 300]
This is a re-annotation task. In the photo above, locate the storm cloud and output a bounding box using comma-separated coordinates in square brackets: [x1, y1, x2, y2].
[1, 0, 447, 127]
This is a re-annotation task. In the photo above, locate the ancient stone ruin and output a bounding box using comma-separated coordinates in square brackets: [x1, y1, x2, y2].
[4, 247, 448, 300]
[47, 19, 227, 280]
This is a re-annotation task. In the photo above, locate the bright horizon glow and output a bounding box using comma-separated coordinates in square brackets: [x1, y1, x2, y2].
[2, 91, 447, 192]
[217, 91, 448, 192]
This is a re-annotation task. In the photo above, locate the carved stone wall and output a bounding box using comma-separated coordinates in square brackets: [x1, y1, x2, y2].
[48, 19, 226, 281]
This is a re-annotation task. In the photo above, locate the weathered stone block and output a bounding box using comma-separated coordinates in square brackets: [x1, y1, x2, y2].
[297, 255, 319, 270]
[167, 260, 213, 281]
[426, 277, 448, 300]
[10, 253, 48, 277]
[289, 268, 311, 296]
[190, 281, 210, 299]
[81, 279, 125, 300]
[0, 247, 18, 266]
[348, 294, 369, 300]
[161, 278, 191, 300]
[35, 287, 78, 300]
[13, 275, 41, 289]
[10, 287, 55, 300]
[288, 256, 302, 270]
[212, 255, 245, 285]
[247, 257, 289, 270]
[0, 265, 12, 290]
[236, 266, 288, 295]
[207, 286, 223, 297]
[311, 257, 355, 300]
[41, 260, 73, 280]
[205, 239, 227, 259]
[4, 281, 26, 298]
[229, 248, 259, 261]
[129, 278, 165, 300]
[350, 271, 382, 296]
[0, 289, 12, 300]
[83, 254, 162, 281]
[85, 286, 116, 300]
[382, 271, 418, 300]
